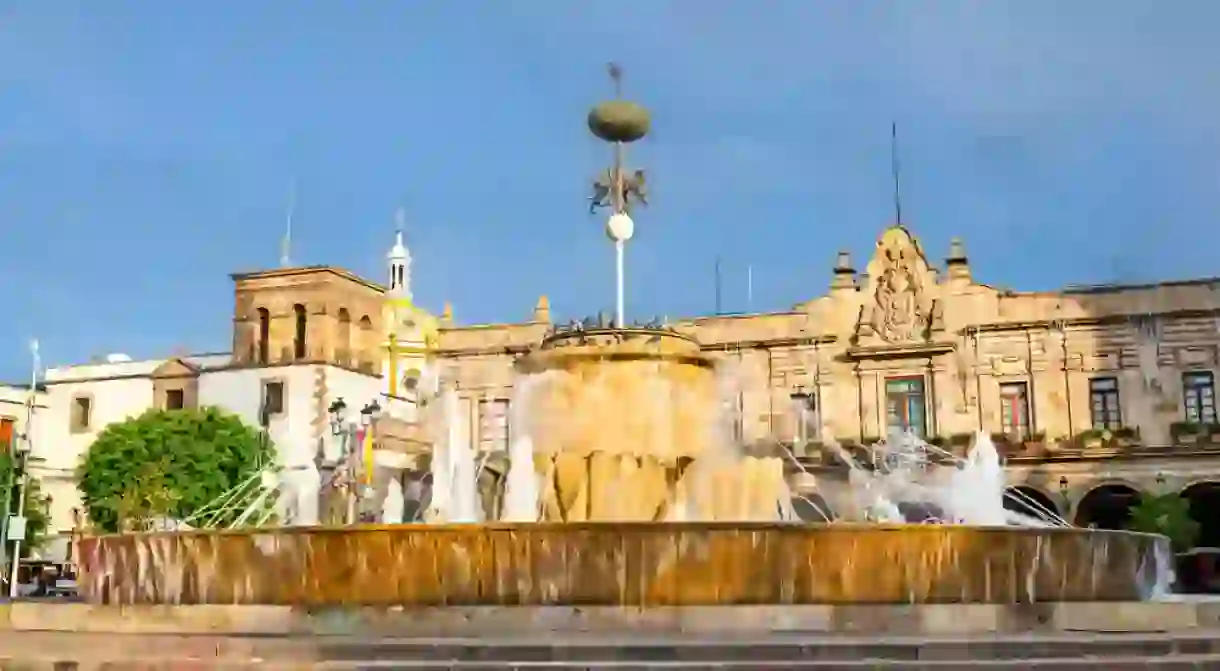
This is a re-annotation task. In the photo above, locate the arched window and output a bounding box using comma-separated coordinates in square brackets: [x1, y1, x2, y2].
[358, 315, 374, 372]
[337, 308, 352, 365]
[256, 308, 270, 364]
[293, 304, 307, 360]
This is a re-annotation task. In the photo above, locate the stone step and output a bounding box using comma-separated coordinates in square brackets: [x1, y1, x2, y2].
[6, 657, 1220, 670]
[311, 658, 1220, 670]
[313, 633, 1220, 663]
[6, 632, 1220, 668]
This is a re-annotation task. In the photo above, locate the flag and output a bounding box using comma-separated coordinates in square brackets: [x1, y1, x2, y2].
[361, 426, 375, 486]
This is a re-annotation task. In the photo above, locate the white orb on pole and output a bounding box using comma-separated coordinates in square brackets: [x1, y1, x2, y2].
[606, 212, 634, 242]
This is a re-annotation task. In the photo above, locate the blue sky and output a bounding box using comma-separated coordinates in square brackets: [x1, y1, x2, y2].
[1, 2, 1218, 380]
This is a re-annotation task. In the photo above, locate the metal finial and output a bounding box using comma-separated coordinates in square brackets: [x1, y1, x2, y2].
[279, 178, 297, 268]
[587, 63, 650, 216]
[891, 123, 902, 226]
[608, 62, 623, 97]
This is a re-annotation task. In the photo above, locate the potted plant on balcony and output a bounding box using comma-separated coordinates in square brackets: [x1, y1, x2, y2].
[989, 432, 1020, 457]
[1022, 431, 1048, 456]
[1112, 426, 1141, 448]
[1076, 429, 1105, 450]
[946, 432, 973, 455]
[1171, 421, 1205, 445]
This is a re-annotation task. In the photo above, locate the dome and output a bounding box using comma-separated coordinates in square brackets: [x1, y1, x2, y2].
[387, 230, 409, 261]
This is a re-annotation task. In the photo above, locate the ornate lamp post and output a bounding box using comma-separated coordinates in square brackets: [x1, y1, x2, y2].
[325, 398, 383, 525]
[588, 63, 650, 328]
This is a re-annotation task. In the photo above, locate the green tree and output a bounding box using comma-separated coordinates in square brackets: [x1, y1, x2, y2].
[77, 407, 273, 533]
[0, 450, 51, 557]
[1129, 492, 1200, 553]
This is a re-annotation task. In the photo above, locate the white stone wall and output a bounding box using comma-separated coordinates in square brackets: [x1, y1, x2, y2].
[37, 361, 161, 542]
[197, 364, 381, 467]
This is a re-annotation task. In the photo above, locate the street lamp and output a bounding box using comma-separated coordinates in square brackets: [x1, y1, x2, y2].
[327, 398, 348, 436]
[360, 400, 381, 426]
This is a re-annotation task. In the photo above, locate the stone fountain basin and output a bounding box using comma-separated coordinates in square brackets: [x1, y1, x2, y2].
[75, 523, 1168, 606]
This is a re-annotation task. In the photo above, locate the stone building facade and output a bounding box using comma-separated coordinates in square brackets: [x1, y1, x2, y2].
[9, 223, 1220, 551]
[434, 225, 1220, 535]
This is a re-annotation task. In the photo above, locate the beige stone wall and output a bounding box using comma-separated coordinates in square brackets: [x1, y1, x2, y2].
[231, 267, 385, 371]
[429, 226, 1220, 457]
[221, 227, 1219, 508]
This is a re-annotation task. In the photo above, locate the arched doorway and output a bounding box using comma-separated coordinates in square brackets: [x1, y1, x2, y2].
[1004, 485, 1062, 524]
[1181, 482, 1220, 548]
[791, 493, 835, 522]
[1074, 484, 1142, 529]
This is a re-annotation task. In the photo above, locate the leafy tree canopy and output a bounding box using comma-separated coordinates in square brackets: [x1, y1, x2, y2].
[1129, 492, 1200, 553]
[77, 407, 272, 532]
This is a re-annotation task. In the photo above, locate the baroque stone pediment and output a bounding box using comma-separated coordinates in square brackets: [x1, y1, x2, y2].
[151, 358, 200, 379]
[854, 226, 939, 345]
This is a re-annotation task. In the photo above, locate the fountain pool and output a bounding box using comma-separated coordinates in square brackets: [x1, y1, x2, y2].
[73, 324, 1172, 606]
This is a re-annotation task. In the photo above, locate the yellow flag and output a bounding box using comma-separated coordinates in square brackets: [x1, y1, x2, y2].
[362, 426, 375, 485]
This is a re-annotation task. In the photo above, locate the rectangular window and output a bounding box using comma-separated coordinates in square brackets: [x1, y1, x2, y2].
[1183, 371, 1217, 425]
[70, 396, 93, 433]
[165, 389, 185, 411]
[261, 380, 285, 426]
[790, 391, 820, 445]
[478, 398, 510, 453]
[999, 382, 1031, 440]
[885, 376, 927, 438]
[1089, 377, 1122, 430]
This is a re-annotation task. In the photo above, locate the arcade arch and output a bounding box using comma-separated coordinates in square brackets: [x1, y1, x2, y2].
[1181, 481, 1220, 548]
[1003, 485, 1062, 524]
[1074, 483, 1142, 530]
[791, 493, 835, 522]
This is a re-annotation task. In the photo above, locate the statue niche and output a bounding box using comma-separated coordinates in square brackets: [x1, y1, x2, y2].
[859, 227, 935, 344]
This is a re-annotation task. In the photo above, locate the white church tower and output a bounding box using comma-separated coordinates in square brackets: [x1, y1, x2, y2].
[380, 209, 440, 409]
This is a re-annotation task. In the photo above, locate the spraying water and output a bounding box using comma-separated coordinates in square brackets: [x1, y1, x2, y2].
[502, 373, 543, 521]
[821, 431, 1066, 527]
[428, 388, 481, 523]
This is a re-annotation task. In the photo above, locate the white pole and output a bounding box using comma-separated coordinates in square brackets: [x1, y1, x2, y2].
[615, 239, 625, 328]
[10, 339, 38, 597]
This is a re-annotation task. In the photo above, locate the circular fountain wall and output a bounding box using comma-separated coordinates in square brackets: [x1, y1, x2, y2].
[72, 326, 1172, 607]
[76, 523, 1169, 605]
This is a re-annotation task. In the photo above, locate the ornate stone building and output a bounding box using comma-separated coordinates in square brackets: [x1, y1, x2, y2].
[12, 222, 1220, 553]
[435, 225, 1220, 539]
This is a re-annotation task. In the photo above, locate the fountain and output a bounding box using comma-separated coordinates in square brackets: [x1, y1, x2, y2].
[510, 325, 790, 522]
[70, 65, 1171, 610]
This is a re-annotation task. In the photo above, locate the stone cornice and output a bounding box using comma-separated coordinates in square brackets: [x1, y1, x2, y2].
[963, 308, 1220, 334]
[842, 341, 955, 360]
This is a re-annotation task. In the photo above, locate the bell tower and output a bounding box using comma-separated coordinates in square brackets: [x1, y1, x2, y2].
[381, 209, 439, 400]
